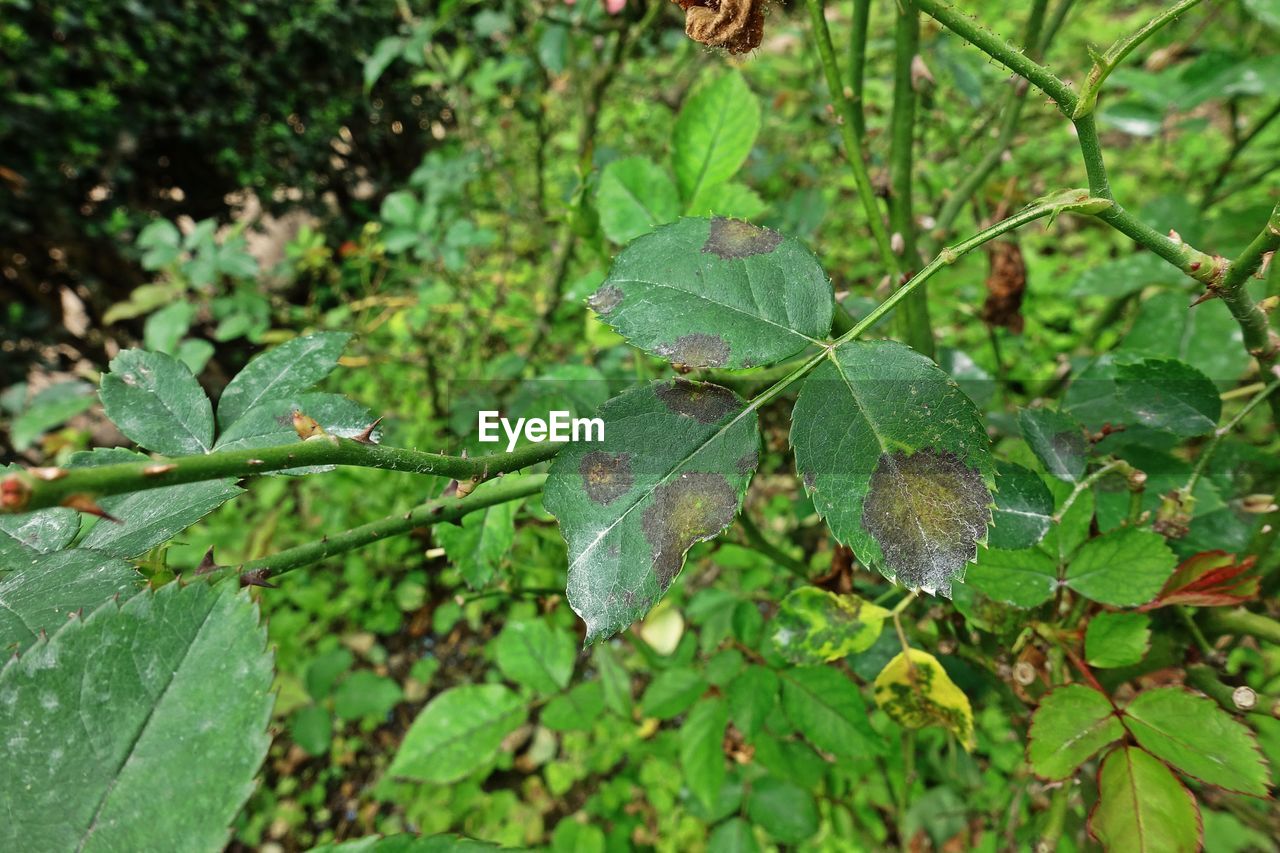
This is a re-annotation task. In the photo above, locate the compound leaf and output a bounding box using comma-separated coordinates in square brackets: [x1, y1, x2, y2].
[587, 217, 832, 369]
[545, 379, 759, 642]
[99, 349, 215, 455]
[387, 684, 525, 784]
[1027, 685, 1124, 780]
[770, 586, 888, 664]
[1123, 687, 1271, 796]
[0, 581, 273, 852]
[874, 649, 975, 749]
[791, 340, 994, 596]
[1065, 527, 1176, 606]
[1089, 746, 1201, 853]
[216, 331, 352, 429]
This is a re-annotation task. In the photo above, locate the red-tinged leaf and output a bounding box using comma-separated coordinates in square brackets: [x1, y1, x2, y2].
[1138, 551, 1258, 611]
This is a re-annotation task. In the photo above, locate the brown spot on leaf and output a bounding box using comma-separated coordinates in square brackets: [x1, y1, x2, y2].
[702, 217, 782, 259]
[736, 449, 759, 477]
[674, 0, 767, 55]
[587, 285, 623, 315]
[861, 449, 991, 595]
[580, 451, 634, 505]
[655, 333, 731, 368]
[642, 472, 738, 587]
[655, 379, 739, 424]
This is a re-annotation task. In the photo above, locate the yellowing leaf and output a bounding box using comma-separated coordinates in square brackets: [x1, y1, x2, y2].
[771, 587, 889, 664]
[874, 648, 975, 750]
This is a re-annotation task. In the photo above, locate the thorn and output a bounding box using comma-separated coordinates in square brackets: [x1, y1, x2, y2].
[0, 475, 31, 511]
[247, 458, 265, 466]
[352, 417, 383, 445]
[38, 628, 47, 641]
[455, 477, 479, 499]
[240, 568, 277, 589]
[1168, 229, 1182, 244]
[142, 463, 177, 477]
[1189, 289, 1218, 307]
[62, 494, 120, 523]
[29, 467, 68, 481]
[194, 547, 218, 575]
[292, 410, 326, 440]
[442, 480, 460, 498]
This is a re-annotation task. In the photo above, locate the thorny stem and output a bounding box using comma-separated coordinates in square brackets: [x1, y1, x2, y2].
[3, 438, 562, 514]
[1202, 607, 1280, 646]
[1216, 205, 1280, 423]
[1184, 377, 1280, 496]
[222, 475, 548, 582]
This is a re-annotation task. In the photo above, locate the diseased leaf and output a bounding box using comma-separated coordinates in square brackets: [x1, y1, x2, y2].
[0, 581, 273, 852]
[781, 666, 882, 757]
[1027, 685, 1125, 780]
[386, 684, 525, 784]
[1089, 746, 1201, 853]
[67, 448, 242, 559]
[1065, 527, 1176, 606]
[99, 349, 215, 455]
[1139, 550, 1259, 610]
[545, 379, 759, 641]
[791, 341, 994, 596]
[596, 156, 680, 244]
[216, 331, 352, 429]
[492, 618, 577, 696]
[770, 587, 888, 664]
[1086, 612, 1151, 668]
[989, 461, 1054, 550]
[0, 549, 141, 653]
[681, 697, 729, 810]
[673, 70, 761, 204]
[873, 649, 975, 749]
[967, 547, 1058, 608]
[1017, 408, 1088, 482]
[588, 217, 832, 369]
[436, 479, 520, 589]
[1123, 687, 1271, 796]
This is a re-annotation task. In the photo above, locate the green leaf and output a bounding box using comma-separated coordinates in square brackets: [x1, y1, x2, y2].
[213, 393, 376, 465]
[216, 332, 352, 430]
[873, 649, 975, 749]
[792, 340, 994, 596]
[1123, 687, 1272, 796]
[9, 381, 96, 451]
[143, 300, 196, 354]
[770, 587, 889, 664]
[745, 777, 819, 844]
[1069, 253, 1186, 297]
[1065, 528, 1176, 606]
[596, 156, 680, 244]
[67, 448, 242, 559]
[99, 349, 215, 455]
[436, 480, 520, 588]
[1017, 408, 1088, 483]
[492, 618, 577, 695]
[387, 684, 525, 784]
[641, 666, 709, 719]
[545, 379, 759, 641]
[989, 461, 1054, 550]
[685, 181, 767, 221]
[333, 671, 403, 721]
[708, 818, 760, 853]
[1089, 746, 1201, 853]
[0, 581, 273, 852]
[541, 681, 605, 732]
[1115, 358, 1221, 436]
[1027, 685, 1125, 780]
[587, 218, 832, 369]
[673, 70, 761, 204]
[1118, 291, 1250, 385]
[1085, 612, 1151, 668]
[290, 705, 333, 756]
[1244, 0, 1280, 29]
[726, 665, 777, 738]
[0, 498, 78, 561]
[0, 549, 140, 653]
[780, 666, 881, 757]
[681, 697, 729, 810]
[966, 547, 1059, 608]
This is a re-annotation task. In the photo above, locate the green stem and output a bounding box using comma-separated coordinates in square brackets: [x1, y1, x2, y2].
[849, 0, 871, 141]
[229, 474, 547, 580]
[1040, 784, 1070, 850]
[3, 438, 562, 514]
[1216, 205, 1280, 424]
[1175, 605, 1217, 660]
[889, 0, 935, 357]
[738, 512, 810, 578]
[804, 0, 900, 275]
[1073, 0, 1207, 119]
[1052, 458, 1130, 523]
[1184, 664, 1274, 717]
[1202, 607, 1280, 645]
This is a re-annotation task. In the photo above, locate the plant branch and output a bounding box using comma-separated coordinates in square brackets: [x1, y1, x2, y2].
[1215, 205, 1280, 423]
[1202, 97, 1280, 208]
[2, 438, 563, 514]
[1202, 607, 1280, 645]
[849, 0, 872, 140]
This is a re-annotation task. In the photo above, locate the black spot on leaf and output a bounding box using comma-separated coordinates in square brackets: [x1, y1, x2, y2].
[642, 472, 738, 587]
[861, 449, 992, 596]
[702, 217, 783, 259]
[736, 449, 759, 476]
[655, 333, 731, 368]
[579, 451, 634, 505]
[655, 379, 739, 424]
[587, 285, 623, 314]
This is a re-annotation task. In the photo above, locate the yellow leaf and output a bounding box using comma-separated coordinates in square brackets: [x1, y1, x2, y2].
[874, 648, 975, 750]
